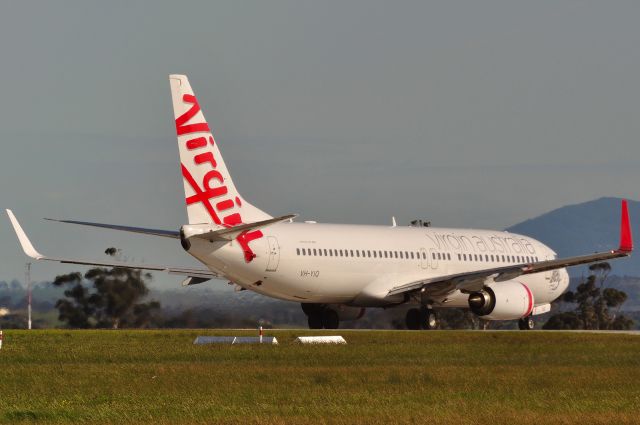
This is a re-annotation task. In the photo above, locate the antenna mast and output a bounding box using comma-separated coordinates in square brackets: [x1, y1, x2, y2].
[25, 262, 31, 330]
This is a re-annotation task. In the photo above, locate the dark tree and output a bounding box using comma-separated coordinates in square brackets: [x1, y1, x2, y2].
[53, 249, 161, 329]
[543, 262, 633, 330]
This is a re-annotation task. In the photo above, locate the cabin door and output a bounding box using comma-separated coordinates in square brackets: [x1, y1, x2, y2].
[266, 236, 281, 272]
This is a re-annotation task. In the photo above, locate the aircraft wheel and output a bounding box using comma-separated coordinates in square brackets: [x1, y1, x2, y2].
[420, 308, 439, 330]
[518, 316, 534, 330]
[308, 313, 323, 329]
[405, 308, 421, 330]
[321, 309, 340, 329]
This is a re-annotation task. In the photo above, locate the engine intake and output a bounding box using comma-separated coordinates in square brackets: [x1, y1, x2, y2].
[468, 281, 534, 321]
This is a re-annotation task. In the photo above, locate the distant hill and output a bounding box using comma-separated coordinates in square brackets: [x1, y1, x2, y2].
[506, 197, 640, 277]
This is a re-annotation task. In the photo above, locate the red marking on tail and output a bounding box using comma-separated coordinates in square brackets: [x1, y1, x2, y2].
[216, 199, 235, 211]
[186, 137, 207, 150]
[181, 164, 263, 263]
[181, 164, 222, 225]
[619, 199, 633, 252]
[175, 94, 211, 136]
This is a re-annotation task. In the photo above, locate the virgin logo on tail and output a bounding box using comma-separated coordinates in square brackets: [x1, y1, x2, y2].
[176, 94, 263, 262]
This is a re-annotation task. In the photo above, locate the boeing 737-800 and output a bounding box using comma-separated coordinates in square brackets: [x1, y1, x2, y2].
[6, 75, 634, 330]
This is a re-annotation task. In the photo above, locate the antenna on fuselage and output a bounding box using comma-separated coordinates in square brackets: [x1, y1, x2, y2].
[391, 216, 397, 227]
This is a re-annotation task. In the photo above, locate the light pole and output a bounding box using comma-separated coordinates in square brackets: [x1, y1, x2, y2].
[25, 262, 31, 330]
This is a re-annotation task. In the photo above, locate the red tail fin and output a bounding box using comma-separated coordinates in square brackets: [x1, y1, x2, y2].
[619, 199, 633, 252]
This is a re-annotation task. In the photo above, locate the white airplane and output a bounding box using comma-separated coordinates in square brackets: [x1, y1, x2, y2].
[6, 75, 634, 330]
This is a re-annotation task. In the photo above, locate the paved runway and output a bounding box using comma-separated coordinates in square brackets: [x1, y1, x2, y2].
[223, 328, 640, 335]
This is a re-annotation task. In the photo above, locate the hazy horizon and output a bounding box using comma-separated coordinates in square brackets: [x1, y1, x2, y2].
[2, 2, 640, 288]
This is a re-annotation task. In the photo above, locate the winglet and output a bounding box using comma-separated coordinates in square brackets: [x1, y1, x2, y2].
[5, 210, 44, 259]
[619, 199, 633, 252]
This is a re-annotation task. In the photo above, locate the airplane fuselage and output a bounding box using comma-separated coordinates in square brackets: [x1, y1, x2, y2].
[187, 222, 570, 307]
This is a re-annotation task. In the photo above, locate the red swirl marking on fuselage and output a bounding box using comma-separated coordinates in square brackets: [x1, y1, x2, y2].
[176, 94, 263, 263]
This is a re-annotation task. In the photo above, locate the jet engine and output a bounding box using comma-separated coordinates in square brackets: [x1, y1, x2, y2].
[467, 281, 534, 321]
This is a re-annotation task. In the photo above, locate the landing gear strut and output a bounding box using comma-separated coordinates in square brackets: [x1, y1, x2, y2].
[518, 316, 535, 330]
[406, 307, 439, 330]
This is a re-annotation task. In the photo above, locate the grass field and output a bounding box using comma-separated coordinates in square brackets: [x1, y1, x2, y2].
[0, 330, 639, 424]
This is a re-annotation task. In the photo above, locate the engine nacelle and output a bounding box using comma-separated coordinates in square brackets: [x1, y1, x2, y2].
[468, 281, 534, 321]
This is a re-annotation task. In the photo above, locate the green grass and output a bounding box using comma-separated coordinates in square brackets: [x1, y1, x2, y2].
[0, 330, 639, 424]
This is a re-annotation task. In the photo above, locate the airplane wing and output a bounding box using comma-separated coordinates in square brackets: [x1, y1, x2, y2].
[44, 214, 298, 241]
[6, 210, 221, 280]
[387, 199, 633, 297]
[44, 218, 180, 238]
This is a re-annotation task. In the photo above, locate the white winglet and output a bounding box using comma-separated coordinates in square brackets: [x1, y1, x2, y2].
[6, 210, 44, 259]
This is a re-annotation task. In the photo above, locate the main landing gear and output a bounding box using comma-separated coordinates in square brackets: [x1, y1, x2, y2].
[518, 315, 535, 330]
[406, 307, 439, 330]
[302, 304, 340, 329]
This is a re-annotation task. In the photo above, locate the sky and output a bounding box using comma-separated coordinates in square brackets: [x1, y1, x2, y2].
[1, 1, 640, 289]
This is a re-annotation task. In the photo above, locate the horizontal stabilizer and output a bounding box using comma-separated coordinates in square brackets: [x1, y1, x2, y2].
[188, 214, 297, 241]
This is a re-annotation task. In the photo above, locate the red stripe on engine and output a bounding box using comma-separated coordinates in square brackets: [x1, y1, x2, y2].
[520, 282, 534, 317]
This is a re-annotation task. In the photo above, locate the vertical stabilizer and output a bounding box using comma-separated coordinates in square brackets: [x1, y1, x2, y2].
[169, 75, 271, 226]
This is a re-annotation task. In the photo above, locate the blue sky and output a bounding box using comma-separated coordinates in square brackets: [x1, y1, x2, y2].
[1, 1, 639, 288]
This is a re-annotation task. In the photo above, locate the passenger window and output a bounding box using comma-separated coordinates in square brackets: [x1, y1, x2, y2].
[409, 252, 413, 259]
[447, 253, 451, 260]
[373, 251, 377, 258]
[296, 248, 300, 256]
[432, 252, 436, 260]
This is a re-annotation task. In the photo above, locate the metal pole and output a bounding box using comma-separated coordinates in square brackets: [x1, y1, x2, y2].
[25, 262, 31, 330]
